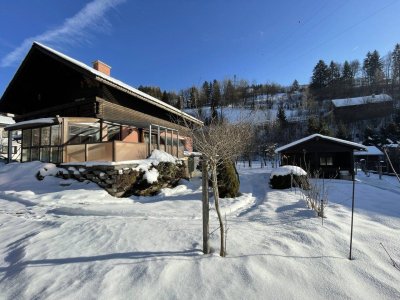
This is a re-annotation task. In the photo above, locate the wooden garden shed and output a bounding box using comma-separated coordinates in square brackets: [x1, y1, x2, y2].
[275, 134, 367, 179]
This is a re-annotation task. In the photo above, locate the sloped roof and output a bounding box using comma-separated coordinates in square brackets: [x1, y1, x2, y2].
[5, 42, 202, 126]
[354, 146, 383, 156]
[275, 134, 367, 153]
[332, 94, 392, 108]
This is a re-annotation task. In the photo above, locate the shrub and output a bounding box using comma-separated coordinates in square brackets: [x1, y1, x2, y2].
[217, 159, 240, 198]
[269, 166, 309, 190]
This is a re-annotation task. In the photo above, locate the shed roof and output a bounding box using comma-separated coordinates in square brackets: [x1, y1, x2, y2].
[275, 134, 367, 153]
[354, 146, 384, 156]
[332, 94, 392, 108]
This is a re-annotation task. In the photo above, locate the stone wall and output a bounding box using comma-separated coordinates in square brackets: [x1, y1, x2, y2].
[38, 161, 187, 197]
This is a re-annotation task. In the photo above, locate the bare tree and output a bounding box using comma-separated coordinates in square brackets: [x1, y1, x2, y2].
[186, 115, 254, 256]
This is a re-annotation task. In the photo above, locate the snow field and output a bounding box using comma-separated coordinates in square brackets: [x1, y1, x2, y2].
[0, 162, 399, 299]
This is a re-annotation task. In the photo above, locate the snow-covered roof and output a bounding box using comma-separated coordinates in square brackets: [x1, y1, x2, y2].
[0, 115, 15, 125]
[354, 146, 384, 156]
[33, 42, 203, 126]
[275, 134, 367, 153]
[5, 117, 59, 131]
[332, 94, 392, 108]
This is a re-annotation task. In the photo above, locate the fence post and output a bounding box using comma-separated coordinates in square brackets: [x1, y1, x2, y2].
[202, 156, 210, 254]
[349, 174, 356, 260]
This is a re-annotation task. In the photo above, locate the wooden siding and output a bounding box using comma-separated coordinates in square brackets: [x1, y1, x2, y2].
[333, 101, 393, 122]
[96, 98, 190, 133]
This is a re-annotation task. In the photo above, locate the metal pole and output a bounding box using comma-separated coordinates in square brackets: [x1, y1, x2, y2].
[149, 125, 152, 154]
[202, 157, 210, 254]
[157, 125, 160, 150]
[349, 174, 355, 260]
[7, 130, 12, 163]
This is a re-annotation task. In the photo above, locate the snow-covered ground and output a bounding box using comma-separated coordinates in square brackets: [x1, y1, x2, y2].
[0, 161, 399, 299]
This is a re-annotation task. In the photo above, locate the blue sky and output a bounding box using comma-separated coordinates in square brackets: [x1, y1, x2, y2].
[1, 0, 400, 94]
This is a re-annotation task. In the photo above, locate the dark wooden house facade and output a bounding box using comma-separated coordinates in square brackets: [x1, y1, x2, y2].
[276, 134, 367, 179]
[332, 94, 393, 122]
[0, 42, 202, 164]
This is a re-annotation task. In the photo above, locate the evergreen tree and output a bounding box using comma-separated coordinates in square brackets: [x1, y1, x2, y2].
[307, 116, 332, 136]
[189, 86, 199, 108]
[277, 105, 287, 128]
[328, 61, 341, 86]
[307, 116, 320, 135]
[211, 80, 221, 120]
[223, 79, 236, 106]
[392, 43, 400, 84]
[291, 79, 300, 92]
[217, 159, 240, 198]
[336, 122, 350, 140]
[200, 81, 211, 106]
[342, 60, 354, 86]
[310, 60, 329, 90]
[363, 50, 383, 85]
[161, 90, 169, 104]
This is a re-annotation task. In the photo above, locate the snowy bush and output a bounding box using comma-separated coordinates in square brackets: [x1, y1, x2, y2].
[269, 165, 309, 190]
[217, 159, 240, 198]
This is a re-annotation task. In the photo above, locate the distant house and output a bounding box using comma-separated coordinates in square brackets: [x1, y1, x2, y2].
[354, 146, 384, 171]
[275, 134, 367, 179]
[0, 42, 202, 164]
[332, 94, 393, 122]
[0, 114, 20, 160]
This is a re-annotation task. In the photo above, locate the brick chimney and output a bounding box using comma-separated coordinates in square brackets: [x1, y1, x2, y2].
[92, 60, 111, 76]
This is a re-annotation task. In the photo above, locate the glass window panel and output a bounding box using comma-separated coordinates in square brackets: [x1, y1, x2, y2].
[22, 129, 31, 147]
[326, 156, 333, 166]
[32, 128, 40, 146]
[68, 123, 100, 145]
[31, 148, 39, 161]
[107, 124, 120, 141]
[320, 157, 326, 166]
[50, 147, 61, 164]
[40, 147, 50, 163]
[51, 125, 61, 145]
[22, 148, 30, 162]
[41, 127, 50, 146]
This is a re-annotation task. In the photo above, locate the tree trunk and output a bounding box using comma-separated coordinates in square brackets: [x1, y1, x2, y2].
[202, 158, 210, 254]
[211, 163, 225, 257]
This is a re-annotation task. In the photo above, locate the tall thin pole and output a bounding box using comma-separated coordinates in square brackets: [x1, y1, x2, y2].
[349, 174, 356, 260]
[202, 157, 210, 254]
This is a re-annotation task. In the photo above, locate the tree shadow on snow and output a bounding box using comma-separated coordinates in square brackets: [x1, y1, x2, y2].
[0, 249, 204, 280]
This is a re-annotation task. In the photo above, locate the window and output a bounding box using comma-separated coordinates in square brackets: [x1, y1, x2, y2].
[51, 125, 61, 145]
[107, 123, 120, 141]
[32, 128, 40, 146]
[320, 156, 333, 166]
[21, 126, 62, 164]
[41, 127, 50, 146]
[22, 129, 32, 147]
[68, 122, 100, 144]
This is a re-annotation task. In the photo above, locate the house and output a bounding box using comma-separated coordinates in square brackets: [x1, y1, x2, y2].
[332, 94, 393, 122]
[275, 134, 367, 179]
[0, 42, 202, 164]
[354, 146, 384, 172]
[0, 114, 20, 160]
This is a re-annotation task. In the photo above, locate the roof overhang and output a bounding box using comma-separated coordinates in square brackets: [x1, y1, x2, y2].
[5, 117, 61, 131]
